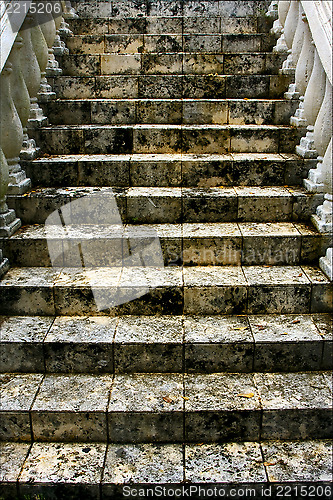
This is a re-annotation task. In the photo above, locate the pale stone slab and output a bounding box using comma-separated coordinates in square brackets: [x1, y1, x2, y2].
[255, 372, 333, 440]
[235, 186, 293, 222]
[44, 317, 118, 373]
[0, 442, 30, 482]
[115, 316, 183, 372]
[262, 440, 333, 482]
[185, 373, 261, 442]
[185, 442, 266, 482]
[32, 374, 112, 441]
[19, 442, 106, 499]
[0, 316, 53, 372]
[249, 314, 323, 371]
[108, 373, 184, 442]
[184, 315, 253, 372]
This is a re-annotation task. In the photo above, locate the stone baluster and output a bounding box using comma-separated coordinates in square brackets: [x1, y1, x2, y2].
[290, 17, 315, 127]
[61, 1, 78, 19]
[40, 4, 62, 78]
[283, 4, 306, 99]
[267, 1, 279, 19]
[282, 1, 304, 80]
[0, 66, 22, 237]
[6, 37, 32, 193]
[320, 248, 333, 281]
[31, 12, 56, 102]
[296, 49, 326, 158]
[20, 14, 48, 133]
[272, 1, 291, 53]
[304, 78, 333, 193]
[53, 1, 70, 56]
[312, 138, 332, 234]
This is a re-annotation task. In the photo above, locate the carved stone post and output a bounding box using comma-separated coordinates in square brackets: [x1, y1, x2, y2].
[284, 4, 306, 98]
[53, 1, 70, 55]
[272, 0, 291, 53]
[30, 15, 56, 102]
[7, 37, 32, 193]
[312, 138, 332, 234]
[297, 49, 326, 158]
[0, 64, 22, 237]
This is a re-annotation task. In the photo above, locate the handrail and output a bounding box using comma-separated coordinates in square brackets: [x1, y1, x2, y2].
[301, 0, 332, 84]
[0, 1, 32, 72]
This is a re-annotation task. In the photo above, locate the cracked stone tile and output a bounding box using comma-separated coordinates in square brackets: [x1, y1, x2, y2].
[108, 373, 183, 442]
[31, 374, 113, 442]
[115, 316, 183, 372]
[184, 315, 253, 372]
[0, 316, 53, 372]
[0, 442, 30, 482]
[185, 373, 260, 441]
[261, 440, 333, 482]
[0, 373, 43, 441]
[19, 442, 106, 499]
[249, 315, 323, 372]
[44, 317, 118, 373]
[185, 442, 266, 482]
[255, 372, 333, 440]
[103, 444, 183, 497]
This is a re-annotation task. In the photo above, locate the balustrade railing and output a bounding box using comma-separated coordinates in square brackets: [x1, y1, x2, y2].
[268, 0, 332, 279]
[0, 0, 75, 276]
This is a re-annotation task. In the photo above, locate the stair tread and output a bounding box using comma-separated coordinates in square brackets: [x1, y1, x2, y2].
[1, 440, 331, 487]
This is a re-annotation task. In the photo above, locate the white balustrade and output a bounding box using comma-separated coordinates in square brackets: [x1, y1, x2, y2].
[270, 0, 332, 279]
[0, 0, 76, 274]
[272, 0, 291, 52]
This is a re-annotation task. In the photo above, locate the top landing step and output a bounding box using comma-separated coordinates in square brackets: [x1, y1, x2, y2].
[71, 1, 272, 20]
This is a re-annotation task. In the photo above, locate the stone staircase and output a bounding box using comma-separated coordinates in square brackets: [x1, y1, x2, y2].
[0, 1, 332, 498]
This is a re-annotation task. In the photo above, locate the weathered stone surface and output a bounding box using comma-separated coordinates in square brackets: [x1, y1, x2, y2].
[0, 442, 30, 498]
[108, 373, 184, 442]
[262, 440, 333, 482]
[184, 315, 253, 372]
[114, 315, 183, 372]
[185, 442, 266, 482]
[32, 374, 113, 441]
[255, 372, 333, 440]
[185, 373, 261, 441]
[19, 442, 106, 499]
[0, 316, 53, 372]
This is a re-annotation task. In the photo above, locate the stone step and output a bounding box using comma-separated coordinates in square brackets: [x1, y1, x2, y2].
[65, 33, 276, 55]
[7, 186, 324, 225]
[68, 15, 272, 36]
[57, 52, 286, 77]
[2, 440, 332, 499]
[1, 222, 328, 268]
[1, 371, 332, 443]
[42, 98, 297, 126]
[23, 153, 314, 188]
[49, 73, 293, 99]
[0, 314, 331, 374]
[70, 1, 273, 20]
[30, 124, 305, 156]
[0, 265, 331, 316]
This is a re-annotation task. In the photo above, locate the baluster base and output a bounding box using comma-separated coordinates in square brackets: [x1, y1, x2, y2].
[0, 250, 10, 279]
[312, 195, 333, 233]
[296, 127, 318, 158]
[320, 248, 333, 281]
[0, 209, 22, 237]
[20, 136, 40, 161]
[290, 98, 307, 127]
[284, 83, 300, 100]
[53, 35, 69, 56]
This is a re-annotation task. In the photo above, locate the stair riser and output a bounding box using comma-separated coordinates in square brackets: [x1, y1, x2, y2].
[0, 338, 329, 374]
[0, 282, 331, 316]
[49, 74, 293, 99]
[68, 16, 272, 36]
[71, 1, 272, 19]
[2, 408, 331, 444]
[43, 99, 298, 126]
[31, 127, 305, 155]
[2, 234, 327, 267]
[66, 33, 275, 56]
[59, 52, 286, 77]
[7, 191, 324, 225]
[23, 156, 315, 188]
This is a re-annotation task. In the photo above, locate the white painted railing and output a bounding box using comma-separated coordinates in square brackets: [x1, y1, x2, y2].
[268, 0, 332, 279]
[0, 0, 76, 276]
